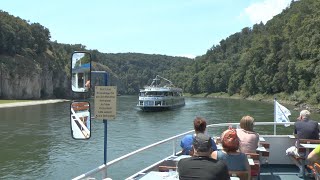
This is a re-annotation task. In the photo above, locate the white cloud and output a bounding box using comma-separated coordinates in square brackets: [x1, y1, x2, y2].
[243, 0, 292, 24]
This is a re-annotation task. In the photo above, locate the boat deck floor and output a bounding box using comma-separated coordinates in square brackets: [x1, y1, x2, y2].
[259, 164, 315, 180]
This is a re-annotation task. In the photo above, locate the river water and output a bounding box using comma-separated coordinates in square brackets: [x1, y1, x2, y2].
[1, 96, 319, 180]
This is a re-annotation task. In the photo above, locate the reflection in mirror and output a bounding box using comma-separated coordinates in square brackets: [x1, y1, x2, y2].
[71, 52, 91, 92]
[70, 101, 91, 139]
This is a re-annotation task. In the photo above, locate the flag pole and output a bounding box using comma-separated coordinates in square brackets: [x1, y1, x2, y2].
[274, 97, 276, 135]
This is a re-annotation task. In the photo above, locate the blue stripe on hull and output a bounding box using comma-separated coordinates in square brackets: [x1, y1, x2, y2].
[139, 103, 185, 112]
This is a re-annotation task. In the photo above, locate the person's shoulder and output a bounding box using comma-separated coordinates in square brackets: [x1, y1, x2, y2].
[239, 152, 247, 157]
[213, 158, 228, 167]
[178, 156, 193, 164]
[182, 134, 193, 140]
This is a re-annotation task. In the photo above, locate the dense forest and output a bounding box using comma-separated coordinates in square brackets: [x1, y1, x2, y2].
[89, 0, 320, 105]
[0, 0, 319, 106]
[191, 0, 320, 104]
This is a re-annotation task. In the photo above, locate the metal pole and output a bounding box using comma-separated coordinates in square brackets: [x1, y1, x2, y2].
[102, 119, 108, 179]
[103, 120, 108, 164]
[172, 140, 176, 156]
[274, 97, 276, 135]
[0, 63, 2, 97]
[103, 73, 108, 178]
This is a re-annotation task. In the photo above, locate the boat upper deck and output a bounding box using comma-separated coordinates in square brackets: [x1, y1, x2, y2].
[72, 122, 320, 180]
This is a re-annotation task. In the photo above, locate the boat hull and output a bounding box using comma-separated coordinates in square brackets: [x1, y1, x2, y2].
[138, 103, 185, 112]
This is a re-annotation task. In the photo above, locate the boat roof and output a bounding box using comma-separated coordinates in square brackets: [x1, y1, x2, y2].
[140, 86, 183, 92]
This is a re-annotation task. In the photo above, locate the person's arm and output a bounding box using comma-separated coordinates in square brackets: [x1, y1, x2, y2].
[293, 123, 298, 138]
[307, 145, 320, 164]
[180, 140, 187, 154]
[243, 154, 251, 180]
[256, 133, 260, 149]
[210, 138, 217, 151]
[211, 151, 218, 160]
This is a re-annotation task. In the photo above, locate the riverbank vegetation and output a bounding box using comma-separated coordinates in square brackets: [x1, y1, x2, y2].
[97, 0, 320, 110]
[0, 0, 319, 111]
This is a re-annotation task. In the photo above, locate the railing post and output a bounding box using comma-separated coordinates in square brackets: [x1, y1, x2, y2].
[103, 120, 108, 178]
[173, 138, 177, 156]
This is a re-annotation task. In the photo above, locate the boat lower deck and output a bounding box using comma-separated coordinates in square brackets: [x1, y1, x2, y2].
[133, 164, 316, 180]
[257, 164, 314, 180]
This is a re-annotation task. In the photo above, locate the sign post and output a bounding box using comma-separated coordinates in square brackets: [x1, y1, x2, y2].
[94, 86, 117, 170]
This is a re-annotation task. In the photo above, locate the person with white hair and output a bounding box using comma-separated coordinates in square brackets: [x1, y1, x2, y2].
[286, 109, 319, 177]
[294, 110, 319, 139]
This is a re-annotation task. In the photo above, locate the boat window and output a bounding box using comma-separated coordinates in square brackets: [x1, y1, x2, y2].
[145, 101, 154, 106]
[155, 101, 161, 106]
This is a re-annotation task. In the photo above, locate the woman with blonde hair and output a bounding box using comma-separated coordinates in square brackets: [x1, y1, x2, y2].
[236, 115, 259, 153]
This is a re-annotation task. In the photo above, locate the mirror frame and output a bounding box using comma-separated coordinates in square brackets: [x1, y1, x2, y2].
[70, 101, 91, 140]
[71, 51, 92, 93]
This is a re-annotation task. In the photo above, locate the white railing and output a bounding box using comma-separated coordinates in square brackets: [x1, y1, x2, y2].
[72, 121, 297, 180]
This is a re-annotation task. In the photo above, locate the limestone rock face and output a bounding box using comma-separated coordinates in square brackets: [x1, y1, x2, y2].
[0, 54, 70, 99]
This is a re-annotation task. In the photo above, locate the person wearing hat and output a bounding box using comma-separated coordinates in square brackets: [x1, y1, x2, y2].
[178, 133, 230, 180]
[180, 117, 217, 155]
[211, 128, 250, 179]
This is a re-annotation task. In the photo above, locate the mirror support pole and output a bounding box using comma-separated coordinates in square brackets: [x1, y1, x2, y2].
[102, 71, 109, 177]
[103, 119, 108, 164]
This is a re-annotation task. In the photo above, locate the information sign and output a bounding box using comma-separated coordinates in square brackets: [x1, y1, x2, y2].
[94, 86, 117, 120]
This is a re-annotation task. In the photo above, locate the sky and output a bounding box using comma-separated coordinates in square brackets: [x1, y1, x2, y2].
[1, 0, 293, 58]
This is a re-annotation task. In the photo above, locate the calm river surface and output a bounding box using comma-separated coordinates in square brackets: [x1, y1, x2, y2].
[1, 96, 319, 180]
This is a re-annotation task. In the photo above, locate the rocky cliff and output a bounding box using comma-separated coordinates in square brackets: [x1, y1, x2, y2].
[0, 54, 70, 99]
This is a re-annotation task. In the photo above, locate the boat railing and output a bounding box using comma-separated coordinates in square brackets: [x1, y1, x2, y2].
[72, 121, 297, 180]
[71, 108, 90, 138]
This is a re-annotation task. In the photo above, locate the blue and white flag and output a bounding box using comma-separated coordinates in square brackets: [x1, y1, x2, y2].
[274, 100, 291, 127]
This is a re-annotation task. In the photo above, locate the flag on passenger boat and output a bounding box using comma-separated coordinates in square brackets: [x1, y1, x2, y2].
[274, 99, 291, 127]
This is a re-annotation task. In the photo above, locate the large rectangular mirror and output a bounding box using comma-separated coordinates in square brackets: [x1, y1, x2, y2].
[71, 52, 91, 92]
[70, 101, 91, 139]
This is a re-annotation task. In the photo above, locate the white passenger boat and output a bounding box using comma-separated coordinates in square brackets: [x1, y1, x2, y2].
[72, 121, 320, 180]
[137, 75, 185, 111]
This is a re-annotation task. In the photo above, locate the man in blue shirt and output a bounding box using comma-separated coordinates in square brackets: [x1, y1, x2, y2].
[180, 117, 217, 155]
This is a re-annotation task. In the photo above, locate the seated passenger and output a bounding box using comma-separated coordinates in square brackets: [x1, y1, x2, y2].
[180, 117, 217, 155]
[286, 110, 319, 176]
[211, 128, 251, 179]
[236, 115, 259, 153]
[178, 133, 230, 180]
[307, 144, 320, 164]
